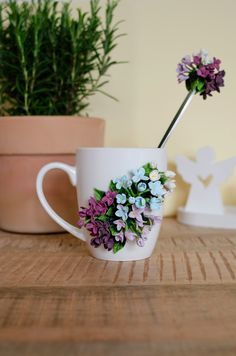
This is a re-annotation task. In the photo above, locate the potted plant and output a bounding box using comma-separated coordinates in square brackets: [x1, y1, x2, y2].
[0, 0, 123, 233]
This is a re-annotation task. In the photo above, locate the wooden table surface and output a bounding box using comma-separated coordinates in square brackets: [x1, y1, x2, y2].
[1, 218, 236, 356]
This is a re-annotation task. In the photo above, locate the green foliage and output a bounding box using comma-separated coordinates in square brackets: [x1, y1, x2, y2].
[94, 188, 105, 201]
[97, 215, 108, 222]
[126, 218, 140, 235]
[113, 241, 124, 254]
[109, 180, 116, 191]
[186, 71, 205, 94]
[0, 0, 123, 116]
[109, 224, 118, 236]
[106, 207, 113, 216]
[143, 162, 153, 175]
[159, 175, 167, 185]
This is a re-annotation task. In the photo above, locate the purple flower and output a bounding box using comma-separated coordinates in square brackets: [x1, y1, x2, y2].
[98, 222, 110, 237]
[141, 226, 151, 239]
[213, 57, 221, 70]
[102, 191, 116, 206]
[129, 205, 144, 224]
[193, 55, 201, 66]
[87, 197, 97, 216]
[115, 231, 124, 243]
[85, 219, 99, 236]
[114, 219, 125, 231]
[78, 206, 89, 218]
[103, 235, 114, 251]
[125, 230, 136, 241]
[176, 63, 188, 74]
[90, 236, 103, 248]
[82, 197, 107, 217]
[176, 63, 191, 83]
[77, 217, 85, 228]
[197, 66, 209, 78]
[90, 221, 113, 251]
[181, 55, 192, 65]
[177, 74, 189, 83]
[215, 70, 225, 87]
[178, 74, 189, 83]
[201, 69, 225, 99]
[93, 200, 107, 216]
[137, 237, 145, 247]
[136, 219, 144, 229]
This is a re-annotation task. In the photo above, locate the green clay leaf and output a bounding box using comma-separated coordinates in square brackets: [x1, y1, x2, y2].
[160, 175, 168, 184]
[94, 188, 105, 201]
[126, 219, 139, 234]
[113, 242, 125, 254]
[109, 180, 117, 191]
[106, 207, 113, 216]
[142, 162, 152, 175]
[110, 224, 118, 236]
[196, 79, 205, 92]
[84, 217, 90, 225]
[97, 215, 108, 222]
[186, 77, 205, 93]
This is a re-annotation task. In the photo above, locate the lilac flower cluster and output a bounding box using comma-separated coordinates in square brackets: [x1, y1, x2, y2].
[176, 49, 225, 99]
[78, 162, 176, 254]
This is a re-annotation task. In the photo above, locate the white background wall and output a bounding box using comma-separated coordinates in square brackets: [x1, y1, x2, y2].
[73, 0, 236, 215]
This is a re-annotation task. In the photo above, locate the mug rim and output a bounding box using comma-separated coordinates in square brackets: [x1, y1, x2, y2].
[76, 147, 165, 152]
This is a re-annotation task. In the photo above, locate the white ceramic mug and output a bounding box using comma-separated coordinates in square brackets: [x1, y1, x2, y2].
[36, 148, 167, 261]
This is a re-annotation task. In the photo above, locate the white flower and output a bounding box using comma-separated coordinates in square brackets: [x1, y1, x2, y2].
[165, 170, 176, 178]
[150, 161, 157, 169]
[164, 181, 176, 192]
[199, 49, 212, 65]
[149, 170, 160, 181]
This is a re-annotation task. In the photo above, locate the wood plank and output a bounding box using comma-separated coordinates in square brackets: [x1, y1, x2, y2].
[1, 218, 236, 355]
[2, 249, 236, 286]
[1, 341, 236, 356]
[0, 219, 236, 287]
[0, 285, 236, 355]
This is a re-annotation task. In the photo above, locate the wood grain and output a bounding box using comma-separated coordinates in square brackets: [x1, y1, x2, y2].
[0, 218, 236, 356]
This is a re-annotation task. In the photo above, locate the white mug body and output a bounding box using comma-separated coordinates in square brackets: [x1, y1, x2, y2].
[76, 148, 166, 261]
[37, 148, 167, 261]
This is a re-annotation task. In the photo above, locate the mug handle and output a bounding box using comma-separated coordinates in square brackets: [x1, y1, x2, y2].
[36, 162, 86, 241]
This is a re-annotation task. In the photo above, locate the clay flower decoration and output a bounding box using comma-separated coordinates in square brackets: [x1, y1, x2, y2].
[158, 49, 225, 148]
[177, 49, 225, 99]
[78, 163, 176, 254]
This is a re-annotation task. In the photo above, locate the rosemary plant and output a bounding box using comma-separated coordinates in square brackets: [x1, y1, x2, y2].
[0, 0, 123, 116]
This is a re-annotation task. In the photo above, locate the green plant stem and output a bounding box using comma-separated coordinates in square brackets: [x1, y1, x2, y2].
[30, 19, 39, 95]
[16, 33, 29, 114]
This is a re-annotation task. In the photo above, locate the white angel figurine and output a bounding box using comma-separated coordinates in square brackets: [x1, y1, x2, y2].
[175, 147, 236, 215]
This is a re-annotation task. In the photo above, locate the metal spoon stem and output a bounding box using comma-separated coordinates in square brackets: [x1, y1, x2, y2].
[158, 89, 196, 148]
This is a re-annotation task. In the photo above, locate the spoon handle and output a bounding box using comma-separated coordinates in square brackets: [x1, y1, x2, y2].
[158, 89, 196, 148]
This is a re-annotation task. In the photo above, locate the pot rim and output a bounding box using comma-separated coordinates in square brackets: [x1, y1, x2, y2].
[0, 115, 105, 154]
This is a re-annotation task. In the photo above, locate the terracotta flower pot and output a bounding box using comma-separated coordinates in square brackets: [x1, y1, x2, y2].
[0, 116, 105, 233]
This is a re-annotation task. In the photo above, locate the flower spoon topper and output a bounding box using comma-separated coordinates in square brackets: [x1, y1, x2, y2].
[177, 49, 225, 99]
[158, 49, 225, 148]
